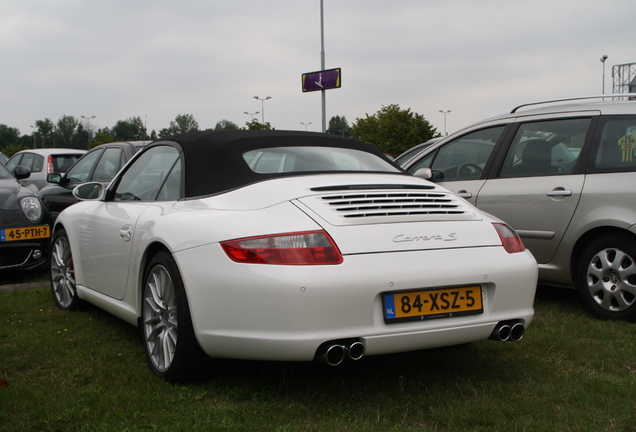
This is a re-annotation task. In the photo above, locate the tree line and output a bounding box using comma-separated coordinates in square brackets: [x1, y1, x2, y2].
[0, 104, 439, 158]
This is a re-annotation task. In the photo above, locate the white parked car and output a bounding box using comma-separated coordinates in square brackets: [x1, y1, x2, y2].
[50, 130, 537, 381]
[6, 148, 86, 191]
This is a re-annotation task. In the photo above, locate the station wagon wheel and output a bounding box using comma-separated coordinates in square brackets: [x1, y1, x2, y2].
[50, 229, 81, 310]
[577, 233, 636, 321]
[141, 251, 204, 381]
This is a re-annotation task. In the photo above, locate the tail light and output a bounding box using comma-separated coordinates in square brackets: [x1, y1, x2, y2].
[47, 155, 54, 174]
[493, 223, 525, 254]
[221, 231, 343, 265]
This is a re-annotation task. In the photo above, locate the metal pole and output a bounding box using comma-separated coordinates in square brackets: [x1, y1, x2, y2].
[439, 110, 451, 136]
[320, 0, 326, 133]
[600, 55, 608, 100]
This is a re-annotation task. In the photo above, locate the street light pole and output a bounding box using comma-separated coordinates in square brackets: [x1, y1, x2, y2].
[244, 111, 260, 122]
[301, 122, 312, 131]
[80, 115, 96, 144]
[30, 125, 36, 148]
[320, 0, 327, 133]
[600, 55, 608, 99]
[253, 96, 271, 123]
[439, 110, 451, 136]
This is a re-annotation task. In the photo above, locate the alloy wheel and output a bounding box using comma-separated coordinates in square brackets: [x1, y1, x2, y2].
[143, 264, 178, 373]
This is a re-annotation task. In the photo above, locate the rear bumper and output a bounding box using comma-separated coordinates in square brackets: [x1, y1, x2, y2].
[176, 245, 538, 361]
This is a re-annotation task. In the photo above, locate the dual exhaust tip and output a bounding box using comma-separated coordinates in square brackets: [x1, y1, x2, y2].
[489, 321, 525, 342]
[315, 339, 365, 366]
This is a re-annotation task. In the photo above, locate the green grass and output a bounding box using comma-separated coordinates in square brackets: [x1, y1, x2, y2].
[1, 286, 636, 432]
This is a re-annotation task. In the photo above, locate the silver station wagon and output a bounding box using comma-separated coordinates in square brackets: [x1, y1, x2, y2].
[404, 95, 636, 321]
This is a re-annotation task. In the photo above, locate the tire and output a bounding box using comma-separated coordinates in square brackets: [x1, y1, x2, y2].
[141, 251, 205, 382]
[577, 233, 636, 321]
[50, 229, 82, 310]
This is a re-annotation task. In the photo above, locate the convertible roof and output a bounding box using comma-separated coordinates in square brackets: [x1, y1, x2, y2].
[153, 130, 391, 198]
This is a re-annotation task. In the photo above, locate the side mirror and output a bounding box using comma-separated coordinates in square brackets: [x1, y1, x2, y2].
[47, 172, 63, 184]
[413, 168, 432, 180]
[73, 182, 105, 201]
[14, 165, 31, 180]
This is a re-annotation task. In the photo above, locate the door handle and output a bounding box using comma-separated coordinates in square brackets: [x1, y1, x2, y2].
[457, 190, 473, 199]
[546, 189, 572, 197]
[120, 225, 133, 242]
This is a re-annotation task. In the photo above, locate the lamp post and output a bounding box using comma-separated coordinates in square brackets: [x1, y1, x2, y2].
[30, 125, 36, 148]
[301, 122, 312, 131]
[80, 115, 96, 144]
[244, 111, 260, 121]
[439, 110, 451, 136]
[600, 55, 608, 99]
[253, 96, 271, 123]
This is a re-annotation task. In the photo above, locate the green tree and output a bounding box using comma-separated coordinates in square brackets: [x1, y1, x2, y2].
[111, 117, 146, 141]
[0, 124, 21, 151]
[159, 114, 199, 137]
[34, 118, 55, 148]
[214, 119, 240, 130]
[244, 119, 272, 130]
[352, 104, 438, 156]
[327, 115, 353, 138]
[2, 143, 28, 157]
[91, 132, 115, 148]
[52, 115, 80, 148]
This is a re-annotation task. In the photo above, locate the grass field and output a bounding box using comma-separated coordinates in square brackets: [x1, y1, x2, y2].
[1, 283, 635, 432]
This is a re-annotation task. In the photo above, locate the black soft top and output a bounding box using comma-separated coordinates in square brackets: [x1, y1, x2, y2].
[152, 130, 396, 198]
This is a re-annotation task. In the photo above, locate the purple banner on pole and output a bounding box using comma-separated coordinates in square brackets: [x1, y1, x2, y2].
[302, 68, 341, 92]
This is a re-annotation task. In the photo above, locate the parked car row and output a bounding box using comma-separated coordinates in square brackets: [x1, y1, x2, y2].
[0, 142, 146, 272]
[4, 94, 636, 382]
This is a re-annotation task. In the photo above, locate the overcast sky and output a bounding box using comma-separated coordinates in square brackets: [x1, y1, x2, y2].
[2, 0, 635, 140]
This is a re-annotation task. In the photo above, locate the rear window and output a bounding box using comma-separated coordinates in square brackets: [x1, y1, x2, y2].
[52, 155, 82, 173]
[243, 147, 400, 174]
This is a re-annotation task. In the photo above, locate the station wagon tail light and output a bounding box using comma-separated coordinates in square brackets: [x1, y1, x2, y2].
[221, 231, 343, 265]
[493, 223, 525, 254]
[47, 155, 54, 174]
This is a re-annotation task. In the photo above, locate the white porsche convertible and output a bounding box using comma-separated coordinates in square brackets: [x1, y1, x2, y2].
[50, 130, 537, 381]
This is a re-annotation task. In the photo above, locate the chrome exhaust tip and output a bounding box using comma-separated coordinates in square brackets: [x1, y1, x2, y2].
[346, 341, 365, 361]
[510, 322, 525, 342]
[489, 323, 511, 341]
[318, 344, 346, 366]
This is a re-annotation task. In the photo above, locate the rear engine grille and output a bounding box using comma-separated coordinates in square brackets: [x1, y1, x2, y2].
[321, 191, 464, 219]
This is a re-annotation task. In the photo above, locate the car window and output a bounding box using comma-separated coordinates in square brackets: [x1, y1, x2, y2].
[592, 117, 636, 172]
[114, 146, 180, 202]
[406, 126, 505, 181]
[243, 147, 400, 174]
[5, 154, 22, 172]
[66, 149, 103, 183]
[0, 161, 12, 179]
[52, 155, 81, 173]
[92, 148, 123, 181]
[30, 154, 44, 172]
[499, 118, 590, 178]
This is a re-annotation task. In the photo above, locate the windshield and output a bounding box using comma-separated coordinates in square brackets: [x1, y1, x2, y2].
[243, 146, 400, 174]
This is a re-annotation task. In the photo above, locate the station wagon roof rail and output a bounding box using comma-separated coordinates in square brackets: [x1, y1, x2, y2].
[510, 93, 636, 113]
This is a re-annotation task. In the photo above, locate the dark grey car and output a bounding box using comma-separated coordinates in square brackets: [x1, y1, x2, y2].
[404, 95, 636, 321]
[38, 141, 146, 221]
